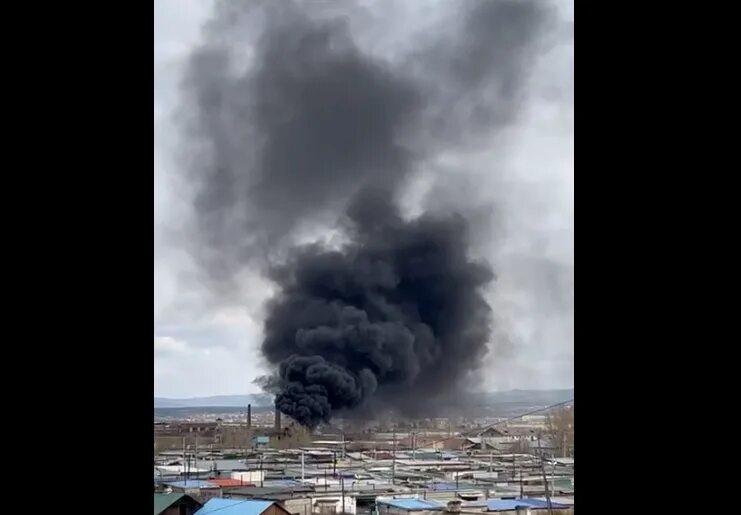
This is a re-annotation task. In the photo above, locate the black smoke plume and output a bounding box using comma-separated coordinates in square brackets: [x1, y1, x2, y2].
[178, 0, 554, 427]
[261, 190, 493, 427]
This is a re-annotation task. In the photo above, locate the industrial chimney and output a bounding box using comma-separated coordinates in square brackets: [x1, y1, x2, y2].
[275, 408, 281, 430]
[247, 404, 252, 428]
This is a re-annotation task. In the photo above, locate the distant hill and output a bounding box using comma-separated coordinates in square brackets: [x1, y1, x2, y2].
[154, 394, 273, 408]
[154, 389, 572, 409]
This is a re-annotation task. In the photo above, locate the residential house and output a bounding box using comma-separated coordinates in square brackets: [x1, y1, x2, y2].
[166, 480, 222, 503]
[154, 492, 202, 515]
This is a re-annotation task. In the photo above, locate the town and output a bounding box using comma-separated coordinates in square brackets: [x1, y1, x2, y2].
[154, 402, 574, 515]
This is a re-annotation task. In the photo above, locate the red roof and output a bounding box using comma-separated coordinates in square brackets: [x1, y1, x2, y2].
[208, 479, 254, 488]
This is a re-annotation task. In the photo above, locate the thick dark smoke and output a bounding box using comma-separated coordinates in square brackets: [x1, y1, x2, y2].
[261, 190, 493, 427]
[178, 0, 555, 427]
[180, 1, 423, 288]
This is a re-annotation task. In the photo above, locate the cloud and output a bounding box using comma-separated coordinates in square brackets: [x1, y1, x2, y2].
[154, 336, 188, 355]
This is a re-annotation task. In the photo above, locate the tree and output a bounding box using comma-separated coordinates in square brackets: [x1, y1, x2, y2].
[545, 406, 574, 458]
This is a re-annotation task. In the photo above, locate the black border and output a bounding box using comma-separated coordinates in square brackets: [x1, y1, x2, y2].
[14, 0, 153, 508]
[14, 0, 719, 511]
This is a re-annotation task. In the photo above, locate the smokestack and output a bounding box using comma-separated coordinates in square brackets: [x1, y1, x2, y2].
[275, 408, 281, 430]
[247, 404, 252, 428]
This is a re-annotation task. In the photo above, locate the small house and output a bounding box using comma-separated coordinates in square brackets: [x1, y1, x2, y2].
[154, 492, 202, 515]
[166, 480, 222, 503]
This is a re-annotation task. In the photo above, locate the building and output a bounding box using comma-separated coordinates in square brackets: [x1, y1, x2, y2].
[254, 435, 270, 449]
[196, 499, 293, 515]
[486, 498, 571, 514]
[227, 485, 315, 515]
[154, 492, 202, 515]
[209, 478, 254, 489]
[166, 480, 222, 503]
[376, 498, 445, 515]
[231, 470, 267, 484]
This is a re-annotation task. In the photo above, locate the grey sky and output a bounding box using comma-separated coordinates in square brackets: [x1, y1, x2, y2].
[154, 0, 573, 398]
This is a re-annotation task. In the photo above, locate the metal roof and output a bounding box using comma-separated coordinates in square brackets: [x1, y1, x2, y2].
[515, 498, 569, 509]
[166, 480, 218, 489]
[263, 480, 306, 487]
[228, 485, 315, 499]
[378, 499, 444, 511]
[209, 479, 252, 488]
[195, 459, 254, 470]
[154, 493, 185, 515]
[486, 500, 532, 511]
[427, 482, 477, 492]
[196, 499, 274, 515]
[486, 498, 569, 511]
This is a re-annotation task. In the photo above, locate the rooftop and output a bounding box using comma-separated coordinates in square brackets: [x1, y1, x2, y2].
[486, 498, 569, 512]
[166, 480, 218, 489]
[196, 499, 275, 515]
[209, 479, 253, 488]
[378, 498, 444, 511]
[154, 493, 185, 515]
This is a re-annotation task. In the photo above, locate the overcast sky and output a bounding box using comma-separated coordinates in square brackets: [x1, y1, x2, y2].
[154, 0, 574, 399]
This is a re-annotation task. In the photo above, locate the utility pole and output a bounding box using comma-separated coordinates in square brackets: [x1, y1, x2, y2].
[182, 437, 187, 485]
[537, 434, 553, 515]
[563, 433, 567, 458]
[341, 475, 345, 515]
[392, 426, 396, 485]
[514, 453, 522, 498]
[259, 455, 264, 488]
[519, 466, 523, 499]
[301, 450, 305, 481]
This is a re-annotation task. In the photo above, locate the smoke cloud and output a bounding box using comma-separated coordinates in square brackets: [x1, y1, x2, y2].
[177, 0, 559, 427]
[260, 190, 493, 427]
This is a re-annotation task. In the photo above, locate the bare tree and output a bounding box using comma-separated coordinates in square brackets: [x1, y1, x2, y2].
[545, 406, 574, 458]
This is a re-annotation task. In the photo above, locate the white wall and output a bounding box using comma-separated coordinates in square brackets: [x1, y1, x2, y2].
[312, 495, 357, 515]
[230, 470, 266, 483]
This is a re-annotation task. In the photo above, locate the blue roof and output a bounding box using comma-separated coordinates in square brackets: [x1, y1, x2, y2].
[487, 499, 568, 511]
[166, 480, 217, 489]
[196, 499, 274, 515]
[378, 499, 443, 511]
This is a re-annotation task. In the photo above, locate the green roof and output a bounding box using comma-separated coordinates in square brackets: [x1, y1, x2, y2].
[155, 493, 185, 515]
